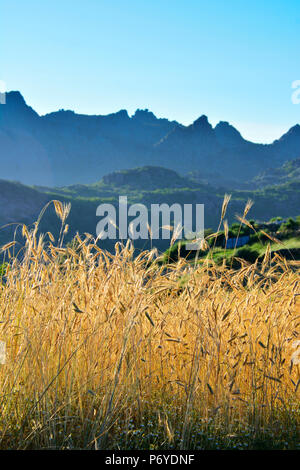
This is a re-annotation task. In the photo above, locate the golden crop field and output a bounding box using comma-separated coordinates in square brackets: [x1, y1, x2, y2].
[0, 201, 299, 450]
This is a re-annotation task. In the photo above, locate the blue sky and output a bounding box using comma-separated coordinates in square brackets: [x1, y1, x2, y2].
[1, 0, 300, 142]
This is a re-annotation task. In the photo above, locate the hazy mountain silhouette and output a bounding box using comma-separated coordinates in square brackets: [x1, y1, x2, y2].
[0, 91, 299, 186]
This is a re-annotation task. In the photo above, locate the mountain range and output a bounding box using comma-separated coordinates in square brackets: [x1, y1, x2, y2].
[0, 91, 300, 253]
[1, 91, 300, 187]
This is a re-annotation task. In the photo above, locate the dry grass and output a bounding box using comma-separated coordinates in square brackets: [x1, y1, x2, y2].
[0, 203, 299, 449]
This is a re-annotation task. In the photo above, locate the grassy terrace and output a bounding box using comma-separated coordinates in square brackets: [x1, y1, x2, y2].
[199, 236, 300, 265]
[162, 212, 300, 266]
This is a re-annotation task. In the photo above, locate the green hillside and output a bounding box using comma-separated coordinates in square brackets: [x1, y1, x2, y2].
[1, 166, 300, 255]
[162, 216, 300, 266]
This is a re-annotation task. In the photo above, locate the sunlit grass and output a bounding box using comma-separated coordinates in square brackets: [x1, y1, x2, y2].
[0, 201, 299, 449]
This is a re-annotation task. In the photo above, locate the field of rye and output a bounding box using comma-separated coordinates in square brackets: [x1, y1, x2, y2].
[0, 200, 299, 450]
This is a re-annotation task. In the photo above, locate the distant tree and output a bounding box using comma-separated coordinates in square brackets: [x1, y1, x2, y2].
[279, 217, 298, 232]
